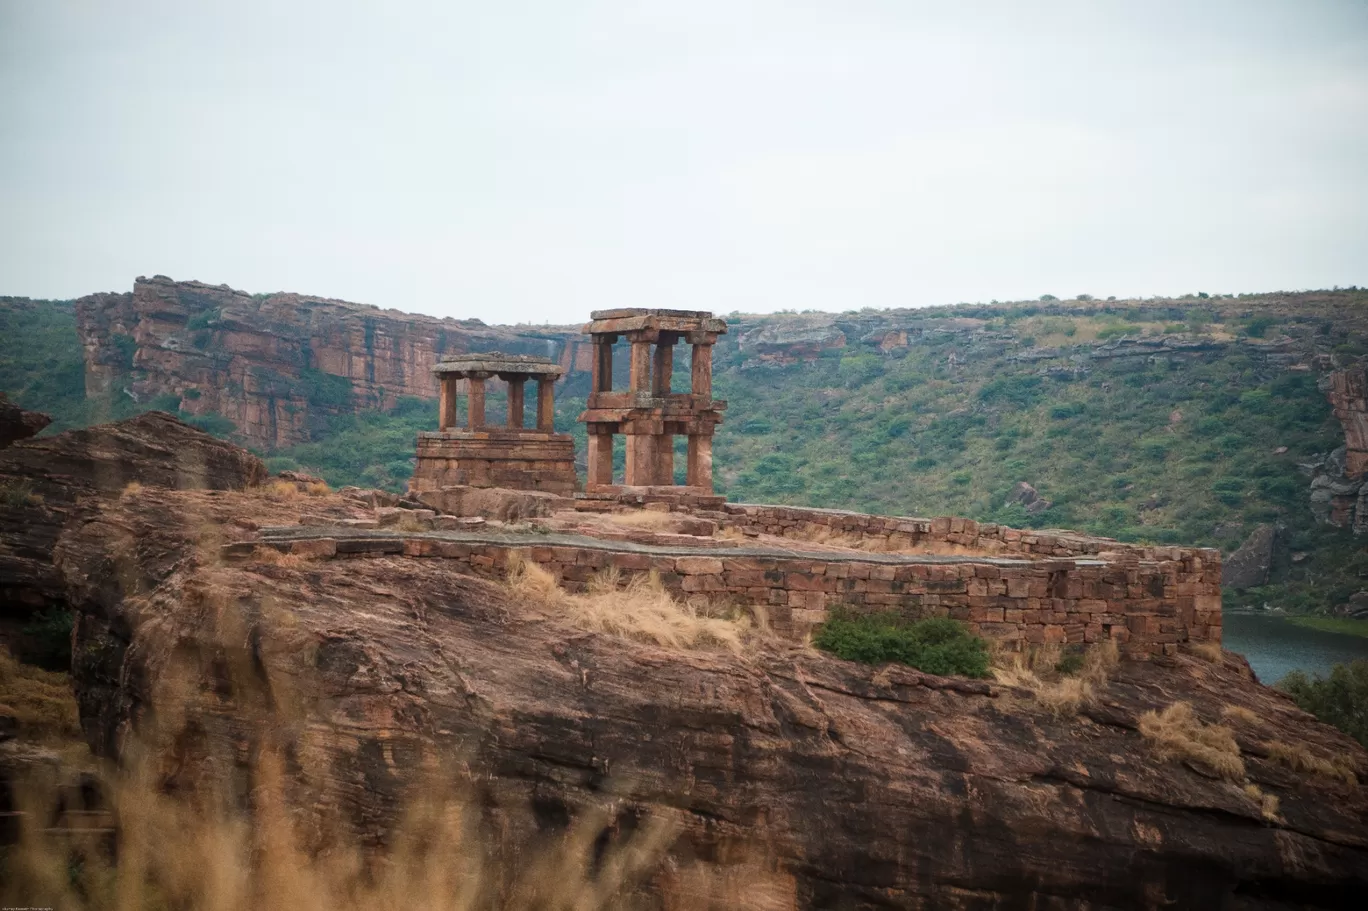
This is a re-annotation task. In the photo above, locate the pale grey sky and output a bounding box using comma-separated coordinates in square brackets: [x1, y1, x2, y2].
[2, 1, 1365, 322]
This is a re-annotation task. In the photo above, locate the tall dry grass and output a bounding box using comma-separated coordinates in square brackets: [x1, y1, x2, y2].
[0, 648, 81, 742]
[3, 586, 784, 910]
[1138, 702, 1245, 781]
[1265, 740, 1359, 785]
[992, 639, 1119, 717]
[508, 557, 748, 654]
[5, 729, 739, 911]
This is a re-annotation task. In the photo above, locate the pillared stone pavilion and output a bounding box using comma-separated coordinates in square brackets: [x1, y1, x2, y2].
[578, 309, 727, 493]
[410, 353, 576, 496]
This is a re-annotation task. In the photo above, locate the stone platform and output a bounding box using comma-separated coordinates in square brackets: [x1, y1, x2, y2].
[412, 429, 577, 496]
[246, 517, 1220, 656]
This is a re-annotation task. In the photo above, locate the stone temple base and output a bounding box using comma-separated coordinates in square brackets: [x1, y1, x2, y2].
[577, 485, 727, 511]
[411, 430, 577, 496]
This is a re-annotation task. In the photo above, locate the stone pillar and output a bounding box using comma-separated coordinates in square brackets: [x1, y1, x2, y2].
[691, 343, 713, 400]
[625, 431, 657, 486]
[687, 433, 713, 490]
[629, 338, 652, 395]
[438, 375, 458, 430]
[536, 378, 555, 431]
[467, 374, 487, 429]
[657, 433, 674, 485]
[652, 337, 674, 396]
[593, 337, 614, 392]
[507, 377, 525, 429]
[587, 429, 615, 486]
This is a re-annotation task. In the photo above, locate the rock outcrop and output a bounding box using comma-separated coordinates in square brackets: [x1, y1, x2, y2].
[0, 410, 265, 621]
[1223, 524, 1279, 590]
[0, 392, 50, 449]
[1313, 362, 1368, 533]
[75, 276, 587, 447]
[54, 484, 1368, 908]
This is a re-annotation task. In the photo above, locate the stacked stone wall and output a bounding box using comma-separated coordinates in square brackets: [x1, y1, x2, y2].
[255, 530, 1222, 657]
[718, 503, 1213, 562]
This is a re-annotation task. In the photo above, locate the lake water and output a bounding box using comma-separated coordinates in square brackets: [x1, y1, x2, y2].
[1221, 612, 1368, 684]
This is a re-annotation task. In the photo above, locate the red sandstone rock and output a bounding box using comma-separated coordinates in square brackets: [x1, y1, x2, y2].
[75, 277, 586, 448]
[52, 486, 1368, 907]
[0, 392, 51, 449]
[0, 411, 266, 621]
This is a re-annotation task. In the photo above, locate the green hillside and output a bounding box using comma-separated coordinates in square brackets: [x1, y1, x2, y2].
[4, 291, 1366, 615]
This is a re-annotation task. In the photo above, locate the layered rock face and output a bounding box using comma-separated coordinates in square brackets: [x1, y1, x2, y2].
[1312, 363, 1368, 533]
[76, 276, 587, 447]
[55, 485, 1368, 909]
[0, 392, 50, 449]
[0, 410, 265, 621]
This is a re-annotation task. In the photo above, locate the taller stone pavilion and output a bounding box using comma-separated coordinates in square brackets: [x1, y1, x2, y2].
[578, 309, 727, 493]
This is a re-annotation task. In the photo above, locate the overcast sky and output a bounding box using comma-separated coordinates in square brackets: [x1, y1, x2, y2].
[2, 1, 1365, 323]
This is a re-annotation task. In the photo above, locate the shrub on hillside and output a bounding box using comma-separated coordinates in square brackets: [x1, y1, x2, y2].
[813, 610, 990, 678]
[1278, 661, 1368, 748]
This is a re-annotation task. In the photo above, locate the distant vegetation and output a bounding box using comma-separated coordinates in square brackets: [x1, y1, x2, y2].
[1279, 660, 1368, 748]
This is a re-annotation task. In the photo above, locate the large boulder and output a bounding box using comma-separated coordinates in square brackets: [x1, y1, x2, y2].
[0, 392, 50, 450]
[53, 485, 1368, 909]
[1222, 523, 1279, 590]
[0, 411, 265, 621]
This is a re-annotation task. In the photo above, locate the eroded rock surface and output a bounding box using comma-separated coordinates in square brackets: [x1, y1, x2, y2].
[76, 276, 587, 447]
[0, 410, 265, 619]
[1223, 524, 1278, 590]
[55, 486, 1368, 909]
[1314, 363, 1368, 533]
[0, 392, 50, 449]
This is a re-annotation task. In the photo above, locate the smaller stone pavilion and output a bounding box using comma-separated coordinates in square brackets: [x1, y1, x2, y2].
[411, 353, 577, 496]
[579, 308, 727, 493]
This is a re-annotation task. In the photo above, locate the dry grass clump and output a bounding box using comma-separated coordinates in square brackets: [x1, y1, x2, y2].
[1265, 740, 1359, 785]
[261, 478, 304, 501]
[0, 478, 41, 506]
[991, 638, 1120, 717]
[305, 480, 331, 496]
[606, 510, 677, 530]
[1221, 704, 1261, 726]
[1243, 783, 1281, 821]
[507, 557, 747, 654]
[0, 648, 81, 741]
[250, 546, 307, 567]
[1188, 641, 1224, 664]
[1138, 702, 1245, 781]
[395, 512, 433, 532]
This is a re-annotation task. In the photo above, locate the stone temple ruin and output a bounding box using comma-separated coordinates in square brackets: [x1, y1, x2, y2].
[411, 353, 577, 496]
[578, 308, 727, 495]
[364, 307, 1223, 658]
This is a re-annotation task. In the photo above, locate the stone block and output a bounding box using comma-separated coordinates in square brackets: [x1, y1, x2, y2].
[676, 556, 724, 575]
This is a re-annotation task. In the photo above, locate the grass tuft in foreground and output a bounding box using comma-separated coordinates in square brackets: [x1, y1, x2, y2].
[0, 648, 81, 742]
[507, 557, 748, 654]
[813, 609, 990, 678]
[1139, 701, 1244, 781]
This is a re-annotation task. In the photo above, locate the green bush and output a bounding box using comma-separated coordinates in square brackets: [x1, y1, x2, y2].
[813, 611, 990, 678]
[20, 607, 73, 670]
[1278, 661, 1368, 748]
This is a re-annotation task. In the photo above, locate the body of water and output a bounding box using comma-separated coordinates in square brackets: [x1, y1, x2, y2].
[1221, 612, 1368, 684]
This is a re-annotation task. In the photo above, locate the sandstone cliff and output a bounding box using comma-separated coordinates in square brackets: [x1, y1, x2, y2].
[76, 276, 588, 447]
[1312, 361, 1368, 533]
[51, 483, 1368, 908]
